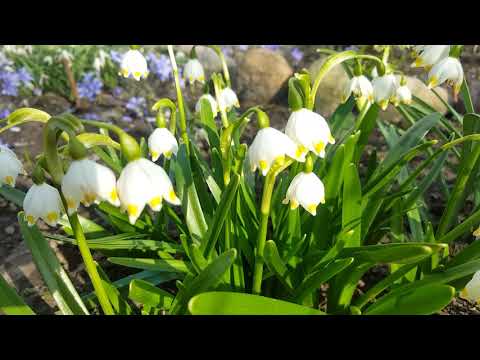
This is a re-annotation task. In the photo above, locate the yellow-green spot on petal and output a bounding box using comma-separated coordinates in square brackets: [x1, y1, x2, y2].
[83, 192, 97, 206]
[4, 175, 14, 186]
[121, 68, 129, 78]
[133, 71, 142, 79]
[149, 196, 162, 208]
[26, 215, 35, 225]
[320, 197, 326, 204]
[290, 200, 299, 210]
[66, 198, 76, 209]
[428, 75, 438, 89]
[314, 142, 325, 154]
[379, 100, 389, 110]
[259, 160, 268, 171]
[274, 155, 285, 166]
[46, 212, 58, 223]
[296, 145, 306, 158]
[169, 188, 178, 202]
[306, 204, 317, 215]
[110, 189, 118, 202]
[328, 134, 335, 144]
[165, 151, 172, 159]
[414, 57, 423, 67]
[127, 204, 138, 217]
[151, 150, 159, 160]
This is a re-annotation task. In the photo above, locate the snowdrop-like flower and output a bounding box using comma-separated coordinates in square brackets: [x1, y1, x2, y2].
[282, 171, 325, 216]
[392, 77, 412, 106]
[184, 58, 205, 84]
[120, 50, 149, 81]
[372, 74, 397, 110]
[460, 270, 480, 304]
[342, 75, 374, 104]
[427, 57, 464, 95]
[248, 127, 303, 176]
[148, 128, 178, 161]
[0, 146, 23, 187]
[61, 159, 120, 215]
[285, 108, 335, 160]
[411, 45, 450, 69]
[117, 158, 180, 224]
[23, 182, 64, 227]
[195, 94, 219, 117]
[218, 87, 240, 111]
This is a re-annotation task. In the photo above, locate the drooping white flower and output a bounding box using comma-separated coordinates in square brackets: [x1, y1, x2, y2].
[248, 127, 303, 176]
[148, 128, 178, 161]
[0, 146, 23, 187]
[411, 45, 450, 69]
[282, 172, 325, 216]
[342, 75, 374, 104]
[120, 49, 149, 81]
[195, 94, 219, 117]
[392, 83, 412, 106]
[460, 270, 480, 304]
[372, 74, 397, 110]
[61, 159, 120, 215]
[117, 158, 180, 224]
[23, 182, 64, 227]
[218, 87, 240, 111]
[285, 108, 335, 160]
[427, 57, 464, 95]
[184, 59, 205, 84]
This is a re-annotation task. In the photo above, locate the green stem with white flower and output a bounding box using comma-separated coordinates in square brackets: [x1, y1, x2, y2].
[167, 45, 189, 150]
[210, 45, 232, 88]
[212, 73, 229, 128]
[152, 98, 177, 135]
[309, 51, 384, 110]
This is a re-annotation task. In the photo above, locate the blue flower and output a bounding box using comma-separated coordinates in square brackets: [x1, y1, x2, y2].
[0, 71, 21, 96]
[77, 72, 103, 101]
[122, 115, 133, 123]
[126, 96, 147, 117]
[146, 52, 172, 81]
[222, 47, 233, 57]
[0, 108, 11, 118]
[262, 45, 280, 51]
[83, 112, 101, 120]
[110, 50, 123, 65]
[16, 67, 33, 84]
[113, 86, 123, 97]
[290, 47, 304, 63]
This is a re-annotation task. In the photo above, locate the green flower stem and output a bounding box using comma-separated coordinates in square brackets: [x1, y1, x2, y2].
[252, 171, 277, 295]
[63, 200, 114, 315]
[212, 73, 229, 128]
[309, 51, 383, 110]
[210, 45, 231, 88]
[167, 45, 189, 150]
[152, 98, 177, 135]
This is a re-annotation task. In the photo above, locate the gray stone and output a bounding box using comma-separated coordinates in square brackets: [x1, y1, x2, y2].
[32, 92, 72, 115]
[236, 48, 293, 108]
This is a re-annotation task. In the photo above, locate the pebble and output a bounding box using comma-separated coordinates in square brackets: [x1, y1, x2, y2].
[5, 225, 15, 235]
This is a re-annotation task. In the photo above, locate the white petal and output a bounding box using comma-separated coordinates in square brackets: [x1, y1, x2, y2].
[148, 128, 179, 161]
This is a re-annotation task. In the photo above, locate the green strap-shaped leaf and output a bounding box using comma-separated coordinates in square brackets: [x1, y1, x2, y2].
[293, 257, 354, 304]
[342, 163, 362, 247]
[365, 284, 455, 315]
[18, 213, 89, 315]
[95, 262, 132, 315]
[324, 144, 345, 201]
[0, 273, 36, 315]
[128, 279, 175, 311]
[188, 291, 325, 315]
[264, 240, 294, 292]
[170, 249, 236, 314]
[0, 107, 50, 134]
[107, 257, 192, 273]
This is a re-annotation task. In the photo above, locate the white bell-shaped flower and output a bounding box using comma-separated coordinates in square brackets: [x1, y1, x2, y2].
[23, 182, 64, 227]
[460, 270, 480, 304]
[184, 59, 205, 84]
[342, 75, 374, 104]
[0, 146, 23, 187]
[282, 172, 325, 216]
[427, 57, 464, 95]
[285, 108, 335, 160]
[372, 74, 397, 110]
[392, 83, 412, 106]
[120, 50, 149, 81]
[148, 127, 178, 161]
[195, 94, 219, 117]
[117, 158, 180, 224]
[248, 127, 303, 176]
[218, 87, 240, 111]
[411, 45, 450, 69]
[61, 159, 120, 215]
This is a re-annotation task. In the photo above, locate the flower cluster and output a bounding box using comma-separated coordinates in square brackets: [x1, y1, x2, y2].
[0, 66, 34, 97]
[77, 72, 103, 101]
[146, 52, 172, 81]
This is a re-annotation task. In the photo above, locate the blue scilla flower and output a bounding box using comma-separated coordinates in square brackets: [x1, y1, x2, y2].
[113, 86, 123, 97]
[0, 71, 21, 96]
[291, 47, 304, 63]
[16, 67, 33, 84]
[262, 45, 280, 51]
[0, 108, 11, 118]
[126, 96, 147, 117]
[77, 72, 103, 101]
[83, 112, 101, 120]
[110, 50, 123, 65]
[222, 47, 233, 57]
[146, 52, 172, 81]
